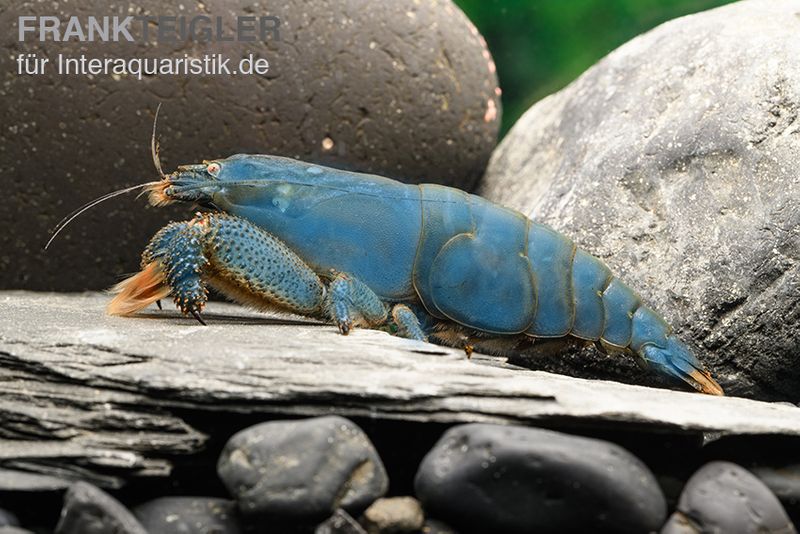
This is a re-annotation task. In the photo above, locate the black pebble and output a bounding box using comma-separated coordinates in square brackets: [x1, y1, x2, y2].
[54, 481, 147, 534]
[217, 416, 388, 519]
[414, 423, 666, 534]
[662, 461, 796, 534]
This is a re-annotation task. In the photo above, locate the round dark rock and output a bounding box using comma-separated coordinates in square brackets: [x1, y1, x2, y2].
[315, 509, 367, 534]
[1, 0, 499, 292]
[414, 423, 666, 534]
[482, 0, 800, 400]
[667, 461, 795, 534]
[752, 465, 800, 521]
[218, 416, 388, 519]
[134, 497, 241, 534]
[702, 434, 800, 522]
[54, 481, 147, 534]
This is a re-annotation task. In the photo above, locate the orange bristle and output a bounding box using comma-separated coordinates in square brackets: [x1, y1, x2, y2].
[107, 262, 171, 316]
[146, 181, 173, 207]
[689, 369, 725, 396]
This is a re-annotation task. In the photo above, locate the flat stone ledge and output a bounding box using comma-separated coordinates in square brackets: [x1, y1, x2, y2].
[0, 291, 798, 489]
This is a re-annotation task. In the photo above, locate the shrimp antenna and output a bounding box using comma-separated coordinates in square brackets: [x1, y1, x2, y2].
[45, 104, 168, 251]
[44, 182, 161, 250]
[152, 102, 165, 178]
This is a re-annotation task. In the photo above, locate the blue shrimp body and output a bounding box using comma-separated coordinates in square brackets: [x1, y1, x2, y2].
[113, 154, 721, 395]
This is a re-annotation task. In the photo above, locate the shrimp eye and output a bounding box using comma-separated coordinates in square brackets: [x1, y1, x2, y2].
[206, 162, 221, 176]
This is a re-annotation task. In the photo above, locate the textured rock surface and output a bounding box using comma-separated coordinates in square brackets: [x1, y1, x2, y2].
[662, 461, 795, 534]
[1, 0, 499, 292]
[1, 291, 800, 490]
[415, 423, 666, 533]
[217, 416, 387, 518]
[700, 434, 800, 524]
[482, 0, 800, 401]
[360, 497, 425, 534]
[134, 497, 241, 534]
[54, 482, 147, 534]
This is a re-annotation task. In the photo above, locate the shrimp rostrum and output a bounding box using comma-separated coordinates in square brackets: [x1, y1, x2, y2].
[104, 154, 723, 395]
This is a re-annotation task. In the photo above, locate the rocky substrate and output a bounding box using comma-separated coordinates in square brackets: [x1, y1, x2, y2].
[1, 292, 800, 532]
[1, 416, 799, 533]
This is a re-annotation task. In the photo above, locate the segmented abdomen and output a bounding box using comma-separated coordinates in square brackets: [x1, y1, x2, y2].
[525, 222, 672, 353]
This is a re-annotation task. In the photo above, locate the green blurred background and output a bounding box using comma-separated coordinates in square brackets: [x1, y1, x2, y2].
[454, 0, 735, 136]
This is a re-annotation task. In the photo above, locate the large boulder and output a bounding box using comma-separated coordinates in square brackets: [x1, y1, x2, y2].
[1, 0, 499, 291]
[482, 0, 800, 401]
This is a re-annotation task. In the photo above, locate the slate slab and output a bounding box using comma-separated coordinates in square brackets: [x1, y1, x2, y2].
[0, 291, 799, 490]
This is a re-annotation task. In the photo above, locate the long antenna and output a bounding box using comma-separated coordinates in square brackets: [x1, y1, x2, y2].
[45, 103, 168, 251]
[44, 182, 159, 250]
[151, 102, 165, 178]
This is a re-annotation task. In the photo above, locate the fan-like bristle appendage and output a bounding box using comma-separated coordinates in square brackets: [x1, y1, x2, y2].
[107, 262, 170, 316]
[146, 181, 174, 207]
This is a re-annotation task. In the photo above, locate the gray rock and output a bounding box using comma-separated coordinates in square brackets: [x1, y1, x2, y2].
[481, 0, 800, 401]
[54, 481, 147, 534]
[414, 423, 666, 533]
[217, 416, 388, 518]
[2, 291, 800, 490]
[1, 0, 499, 293]
[668, 461, 795, 533]
[134, 497, 241, 534]
[701, 434, 800, 521]
[316, 509, 367, 534]
[0, 528, 35, 534]
[360, 497, 424, 534]
[753, 465, 800, 515]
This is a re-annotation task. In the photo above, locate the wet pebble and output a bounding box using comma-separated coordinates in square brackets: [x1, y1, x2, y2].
[662, 461, 795, 534]
[54, 481, 147, 534]
[218, 416, 388, 519]
[414, 423, 666, 533]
